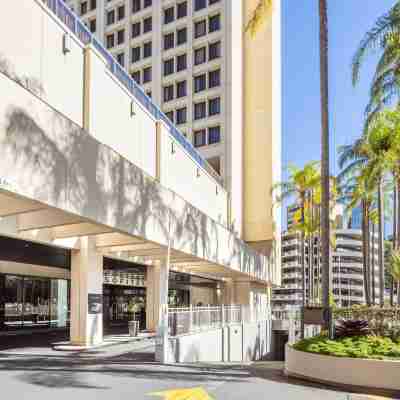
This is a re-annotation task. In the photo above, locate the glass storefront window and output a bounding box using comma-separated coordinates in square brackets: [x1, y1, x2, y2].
[1, 274, 69, 331]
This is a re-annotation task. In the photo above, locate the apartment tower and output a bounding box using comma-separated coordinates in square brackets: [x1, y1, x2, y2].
[65, 0, 282, 261]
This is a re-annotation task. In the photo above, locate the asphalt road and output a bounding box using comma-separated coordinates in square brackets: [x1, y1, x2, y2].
[0, 334, 386, 400]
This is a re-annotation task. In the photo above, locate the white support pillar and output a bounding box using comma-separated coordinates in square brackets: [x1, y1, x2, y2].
[146, 261, 169, 331]
[148, 258, 170, 363]
[70, 236, 103, 347]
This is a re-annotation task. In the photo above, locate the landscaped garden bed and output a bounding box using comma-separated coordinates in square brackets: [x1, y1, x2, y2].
[293, 335, 400, 360]
[285, 307, 400, 391]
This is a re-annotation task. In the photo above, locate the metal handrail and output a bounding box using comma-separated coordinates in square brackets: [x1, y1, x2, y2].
[43, 0, 224, 187]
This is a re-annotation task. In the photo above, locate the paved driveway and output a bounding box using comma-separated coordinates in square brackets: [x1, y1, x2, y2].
[0, 337, 393, 400]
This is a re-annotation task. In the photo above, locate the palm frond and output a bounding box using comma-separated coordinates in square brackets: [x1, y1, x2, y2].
[352, 2, 400, 86]
[245, 0, 273, 37]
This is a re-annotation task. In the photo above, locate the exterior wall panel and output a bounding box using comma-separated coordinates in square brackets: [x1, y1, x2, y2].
[0, 0, 84, 127]
[89, 48, 157, 178]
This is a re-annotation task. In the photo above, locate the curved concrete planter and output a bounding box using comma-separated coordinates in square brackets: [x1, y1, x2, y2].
[285, 344, 400, 391]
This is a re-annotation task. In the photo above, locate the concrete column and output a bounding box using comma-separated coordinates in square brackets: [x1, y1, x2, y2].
[70, 236, 103, 347]
[147, 258, 170, 363]
[145, 260, 169, 331]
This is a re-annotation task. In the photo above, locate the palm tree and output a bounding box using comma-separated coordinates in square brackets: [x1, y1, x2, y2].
[352, 1, 400, 124]
[273, 162, 321, 313]
[319, 0, 331, 314]
[339, 110, 400, 306]
[341, 172, 375, 305]
[390, 249, 400, 305]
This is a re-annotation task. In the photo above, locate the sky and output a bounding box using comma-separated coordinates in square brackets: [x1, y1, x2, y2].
[281, 0, 396, 228]
[282, 0, 396, 179]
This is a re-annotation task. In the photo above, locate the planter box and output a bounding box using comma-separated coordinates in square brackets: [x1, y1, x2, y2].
[285, 344, 400, 391]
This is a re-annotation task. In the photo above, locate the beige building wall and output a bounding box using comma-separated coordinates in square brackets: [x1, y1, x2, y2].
[243, 0, 281, 269]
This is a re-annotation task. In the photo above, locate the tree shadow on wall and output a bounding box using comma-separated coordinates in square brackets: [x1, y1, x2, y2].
[2, 102, 173, 244]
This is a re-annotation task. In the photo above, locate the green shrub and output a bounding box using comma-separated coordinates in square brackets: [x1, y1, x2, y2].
[293, 335, 400, 360]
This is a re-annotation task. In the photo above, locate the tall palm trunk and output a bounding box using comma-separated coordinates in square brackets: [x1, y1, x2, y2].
[300, 197, 306, 339]
[319, 0, 331, 311]
[378, 177, 385, 306]
[309, 190, 314, 304]
[300, 197, 307, 307]
[362, 200, 371, 305]
[371, 221, 376, 304]
[391, 183, 397, 306]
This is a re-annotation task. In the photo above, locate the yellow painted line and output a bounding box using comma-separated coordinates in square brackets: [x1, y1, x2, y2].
[149, 387, 214, 400]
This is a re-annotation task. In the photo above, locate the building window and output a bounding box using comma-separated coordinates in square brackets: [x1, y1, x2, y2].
[131, 46, 141, 62]
[208, 69, 220, 88]
[164, 7, 175, 24]
[116, 52, 125, 67]
[208, 126, 221, 144]
[194, 102, 206, 120]
[163, 85, 174, 102]
[106, 33, 115, 49]
[89, 18, 97, 33]
[163, 58, 174, 76]
[80, 1, 88, 15]
[165, 111, 174, 123]
[117, 29, 125, 45]
[176, 80, 187, 98]
[177, 53, 187, 71]
[143, 66, 152, 83]
[143, 41, 152, 58]
[209, 41, 221, 60]
[194, 0, 207, 11]
[194, 47, 206, 65]
[90, 0, 97, 10]
[177, 27, 187, 45]
[132, 70, 141, 84]
[194, 20, 207, 38]
[194, 74, 206, 93]
[194, 129, 207, 147]
[143, 16, 152, 33]
[132, 22, 141, 38]
[177, 2, 187, 18]
[144, 0, 152, 7]
[176, 107, 187, 125]
[118, 5, 125, 20]
[107, 9, 115, 25]
[132, 0, 141, 13]
[208, 97, 220, 116]
[164, 32, 174, 50]
[209, 14, 220, 32]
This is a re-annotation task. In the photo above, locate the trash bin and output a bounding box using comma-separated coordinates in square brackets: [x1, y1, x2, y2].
[128, 320, 140, 337]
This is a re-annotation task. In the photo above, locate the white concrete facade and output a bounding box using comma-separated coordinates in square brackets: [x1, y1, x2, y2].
[0, 0, 278, 347]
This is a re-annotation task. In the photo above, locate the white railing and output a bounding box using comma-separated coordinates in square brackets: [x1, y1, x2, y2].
[168, 305, 271, 336]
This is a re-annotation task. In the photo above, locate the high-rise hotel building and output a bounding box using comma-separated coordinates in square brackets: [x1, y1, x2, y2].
[65, 0, 282, 258]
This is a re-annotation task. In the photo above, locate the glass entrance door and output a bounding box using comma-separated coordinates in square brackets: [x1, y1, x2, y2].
[22, 277, 50, 327]
[4, 275, 23, 329]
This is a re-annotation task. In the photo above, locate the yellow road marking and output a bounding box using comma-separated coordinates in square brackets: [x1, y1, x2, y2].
[149, 387, 214, 400]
